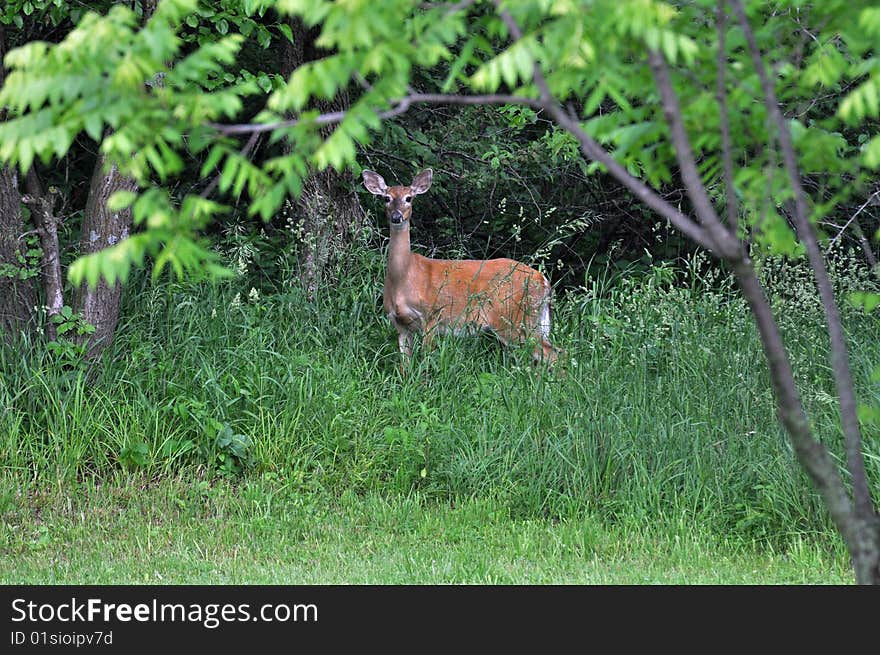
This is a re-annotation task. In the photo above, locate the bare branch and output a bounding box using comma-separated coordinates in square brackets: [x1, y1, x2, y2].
[644, 40, 867, 570]
[648, 49, 741, 260]
[852, 220, 878, 272]
[206, 9, 710, 253]
[730, 256, 860, 558]
[492, 4, 716, 251]
[494, 0, 879, 582]
[420, 0, 477, 17]
[200, 131, 261, 199]
[828, 187, 880, 251]
[207, 93, 539, 136]
[542, 103, 716, 251]
[730, 0, 875, 526]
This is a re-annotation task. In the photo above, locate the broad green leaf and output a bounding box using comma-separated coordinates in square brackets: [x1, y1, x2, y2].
[107, 190, 137, 211]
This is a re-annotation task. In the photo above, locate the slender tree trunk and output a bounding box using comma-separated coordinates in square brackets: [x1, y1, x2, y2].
[279, 19, 364, 298]
[732, 257, 880, 584]
[491, 2, 880, 582]
[22, 171, 63, 341]
[0, 166, 36, 340]
[0, 24, 36, 340]
[72, 155, 137, 355]
[729, 0, 878, 582]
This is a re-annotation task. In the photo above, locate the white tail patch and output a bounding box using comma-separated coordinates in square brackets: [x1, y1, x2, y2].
[539, 298, 551, 339]
[538, 276, 552, 339]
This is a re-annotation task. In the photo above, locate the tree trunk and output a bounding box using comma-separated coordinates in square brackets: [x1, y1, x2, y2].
[0, 24, 36, 341]
[280, 18, 365, 298]
[728, 0, 878, 582]
[0, 166, 36, 340]
[72, 155, 137, 356]
[22, 171, 63, 341]
[67, 1, 159, 356]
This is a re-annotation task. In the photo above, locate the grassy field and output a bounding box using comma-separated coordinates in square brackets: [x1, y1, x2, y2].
[0, 480, 853, 584]
[1, 251, 877, 584]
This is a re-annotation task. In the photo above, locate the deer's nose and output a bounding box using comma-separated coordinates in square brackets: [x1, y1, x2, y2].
[390, 210, 404, 224]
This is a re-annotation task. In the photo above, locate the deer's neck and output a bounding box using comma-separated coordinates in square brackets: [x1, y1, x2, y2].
[386, 227, 413, 286]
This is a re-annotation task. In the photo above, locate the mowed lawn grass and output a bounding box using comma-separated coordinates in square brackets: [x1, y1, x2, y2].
[0, 479, 852, 584]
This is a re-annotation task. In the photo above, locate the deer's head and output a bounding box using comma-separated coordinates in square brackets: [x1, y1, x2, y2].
[362, 169, 433, 230]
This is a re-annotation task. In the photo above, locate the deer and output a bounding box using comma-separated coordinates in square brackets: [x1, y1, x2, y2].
[362, 168, 558, 371]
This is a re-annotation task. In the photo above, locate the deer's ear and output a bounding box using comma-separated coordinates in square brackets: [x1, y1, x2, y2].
[362, 170, 388, 195]
[410, 169, 433, 195]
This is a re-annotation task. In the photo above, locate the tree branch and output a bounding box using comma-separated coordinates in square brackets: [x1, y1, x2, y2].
[730, 0, 875, 524]
[200, 131, 261, 199]
[496, 0, 877, 582]
[542, 102, 717, 251]
[852, 220, 878, 273]
[827, 187, 880, 251]
[493, 5, 717, 252]
[208, 40, 715, 251]
[716, 1, 739, 235]
[637, 27, 870, 578]
[730, 256, 861, 560]
[207, 93, 539, 135]
[647, 49, 741, 260]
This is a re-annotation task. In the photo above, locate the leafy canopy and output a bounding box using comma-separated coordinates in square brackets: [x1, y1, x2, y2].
[1, 0, 878, 284]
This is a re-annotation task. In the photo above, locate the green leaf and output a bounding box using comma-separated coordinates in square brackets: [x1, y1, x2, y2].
[200, 145, 227, 178]
[861, 134, 880, 169]
[84, 114, 104, 142]
[857, 403, 880, 426]
[107, 190, 137, 211]
[583, 83, 607, 117]
[277, 22, 294, 43]
[471, 37, 537, 93]
[803, 42, 846, 88]
[849, 291, 880, 313]
[839, 78, 880, 123]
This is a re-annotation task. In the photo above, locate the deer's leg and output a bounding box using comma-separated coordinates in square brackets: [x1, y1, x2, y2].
[388, 310, 416, 375]
[397, 329, 415, 373]
[422, 318, 442, 353]
[398, 330, 413, 357]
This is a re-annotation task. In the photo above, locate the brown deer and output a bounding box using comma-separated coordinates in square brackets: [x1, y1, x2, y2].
[363, 168, 558, 369]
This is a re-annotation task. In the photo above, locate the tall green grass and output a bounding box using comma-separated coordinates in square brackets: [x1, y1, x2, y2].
[1, 248, 878, 551]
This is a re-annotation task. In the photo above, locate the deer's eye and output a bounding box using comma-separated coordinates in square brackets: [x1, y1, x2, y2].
[384, 195, 392, 204]
[404, 195, 412, 203]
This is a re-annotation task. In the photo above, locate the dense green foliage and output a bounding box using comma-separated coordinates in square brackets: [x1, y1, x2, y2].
[1, 0, 878, 284]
